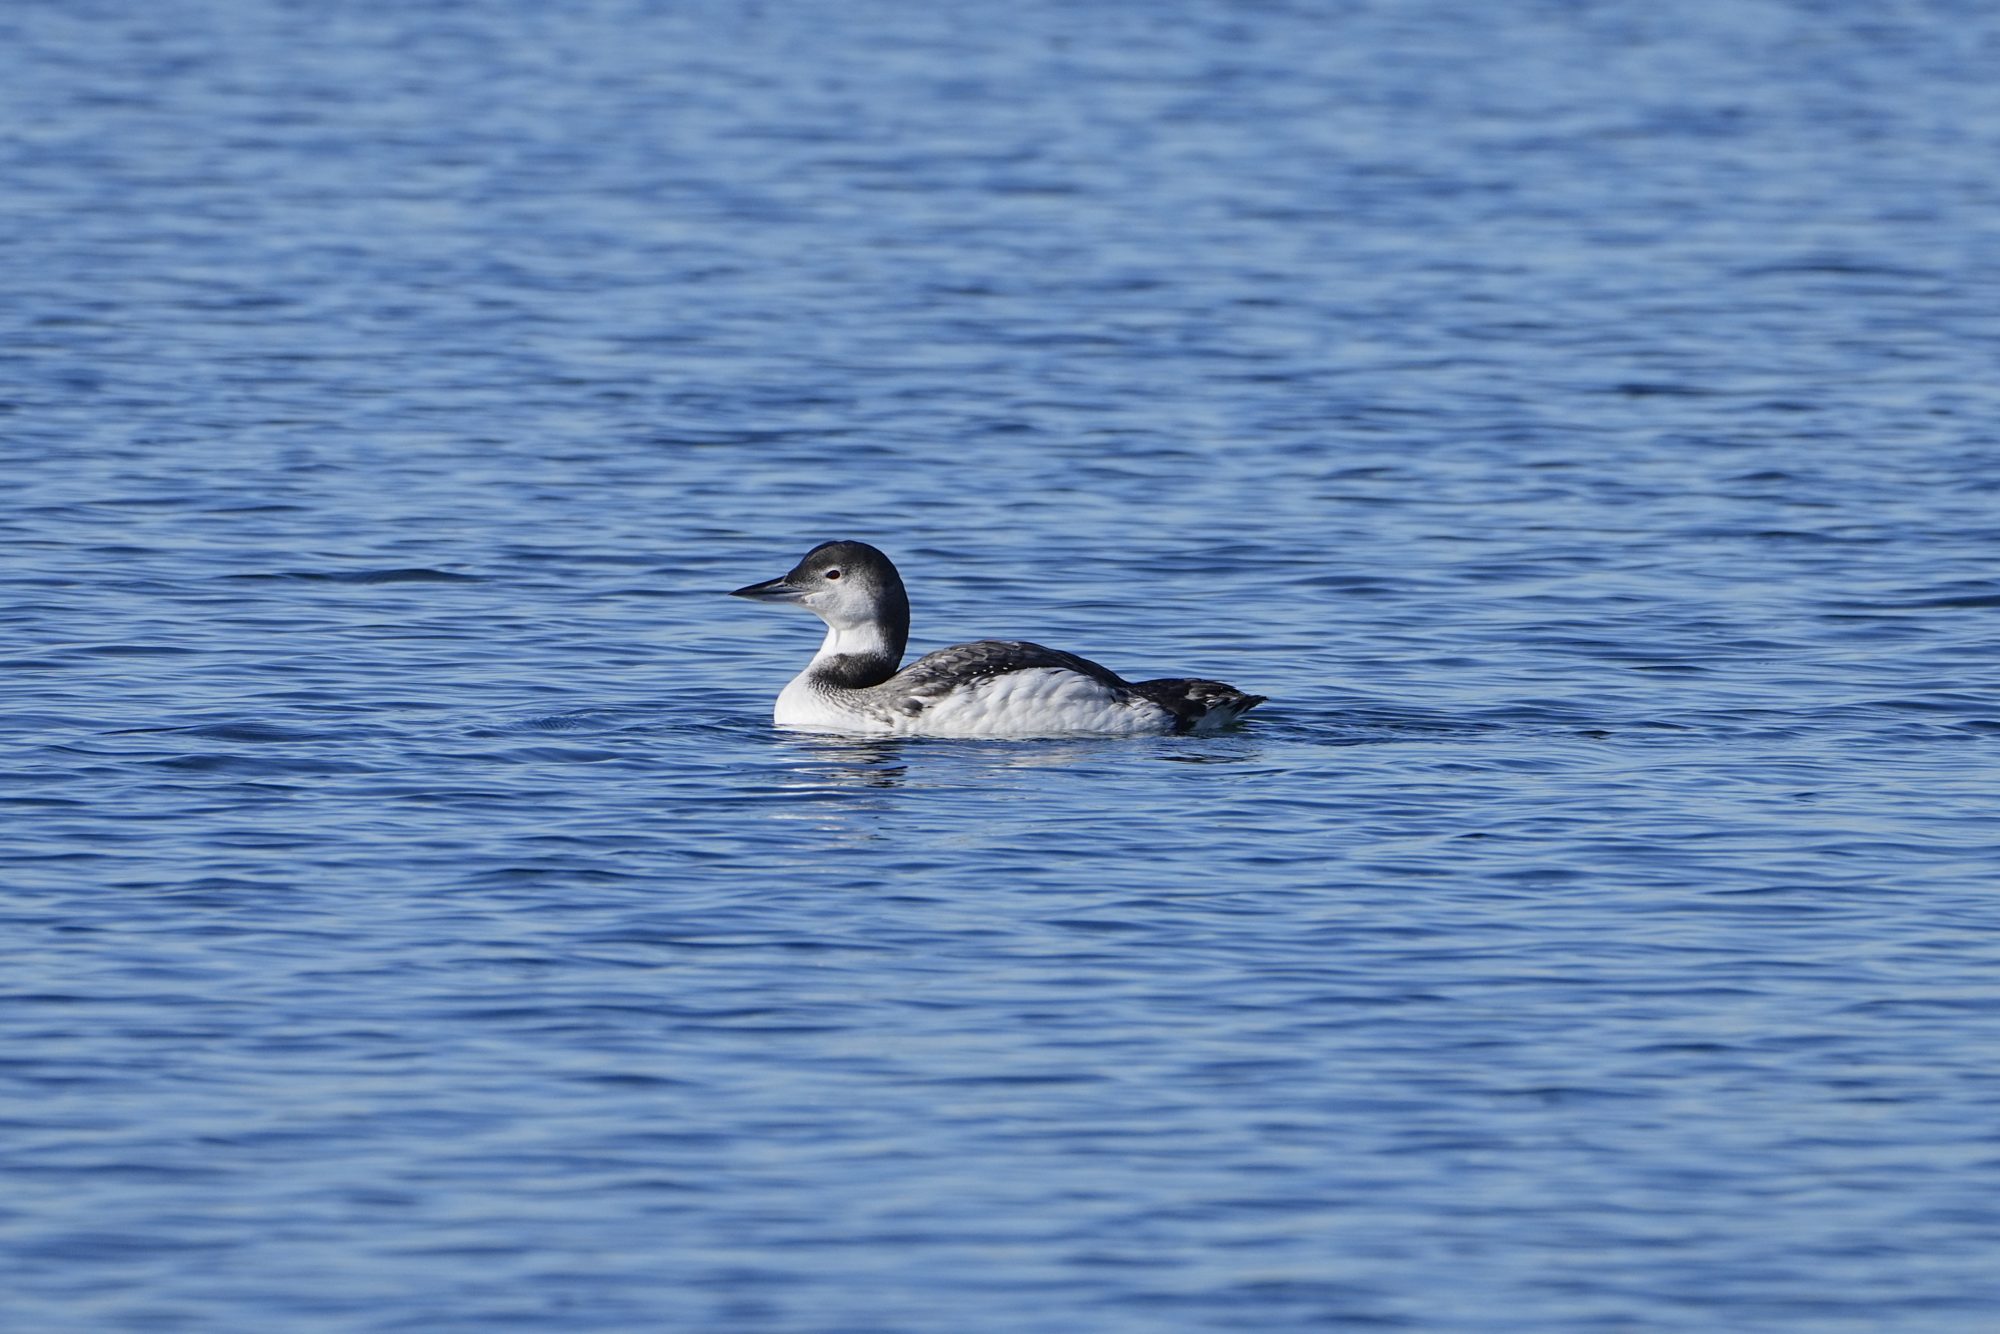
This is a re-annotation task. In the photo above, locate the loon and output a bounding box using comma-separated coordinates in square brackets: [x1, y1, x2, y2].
[730, 540, 1266, 737]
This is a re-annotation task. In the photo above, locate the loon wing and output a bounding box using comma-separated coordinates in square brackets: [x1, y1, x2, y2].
[882, 640, 1264, 733]
[890, 641, 1130, 701]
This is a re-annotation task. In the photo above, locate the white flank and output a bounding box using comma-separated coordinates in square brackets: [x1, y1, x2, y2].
[775, 666, 1175, 738]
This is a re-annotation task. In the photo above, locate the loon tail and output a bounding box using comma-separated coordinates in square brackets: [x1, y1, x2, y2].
[1130, 678, 1268, 734]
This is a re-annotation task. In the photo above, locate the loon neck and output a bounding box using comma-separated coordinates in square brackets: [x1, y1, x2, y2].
[806, 618, 904, 690]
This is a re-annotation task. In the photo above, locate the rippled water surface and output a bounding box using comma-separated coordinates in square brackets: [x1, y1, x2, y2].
[7, 2, 2000, 1329]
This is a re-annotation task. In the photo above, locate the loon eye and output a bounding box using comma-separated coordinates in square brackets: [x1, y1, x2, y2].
[823, 568, 842, 580]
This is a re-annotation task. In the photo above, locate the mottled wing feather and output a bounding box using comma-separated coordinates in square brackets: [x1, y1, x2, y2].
[885, 640, 1131, 713]
[872, 641, 1264, 732]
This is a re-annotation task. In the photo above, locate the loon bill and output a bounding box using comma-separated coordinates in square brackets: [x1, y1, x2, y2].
[729, 540, 1266, 737]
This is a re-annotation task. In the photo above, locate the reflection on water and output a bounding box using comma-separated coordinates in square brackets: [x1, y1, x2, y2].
[781, 733, 912, 790]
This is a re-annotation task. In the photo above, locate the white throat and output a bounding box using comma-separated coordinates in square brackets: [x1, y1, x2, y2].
[811, 619, 900, 669]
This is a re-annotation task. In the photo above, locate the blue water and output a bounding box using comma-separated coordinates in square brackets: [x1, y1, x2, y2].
[7, 1, 2000, 1329]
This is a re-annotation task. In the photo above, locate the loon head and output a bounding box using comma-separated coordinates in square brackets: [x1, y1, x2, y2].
[730, 540, 912, 665]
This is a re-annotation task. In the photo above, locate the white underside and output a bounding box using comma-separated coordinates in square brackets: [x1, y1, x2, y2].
[775, 667, 1177, 738]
